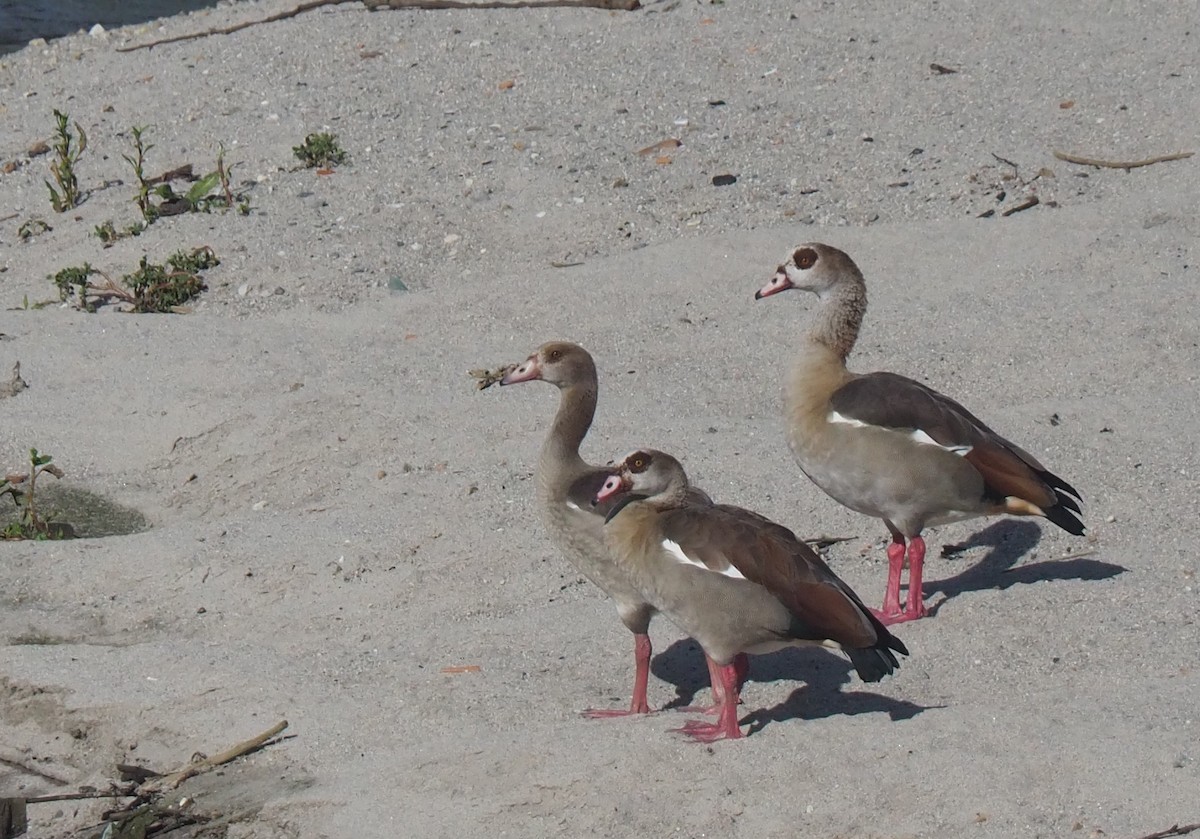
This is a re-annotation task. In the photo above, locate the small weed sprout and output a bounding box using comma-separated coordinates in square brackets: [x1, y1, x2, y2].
[2, 448, 66, 540]
[18, 218, 52, 241]
[293, 132, 347, 168]
[45, 109, 87, 212]
[124, 125, 158, 224]
[51, 263, 99, 311]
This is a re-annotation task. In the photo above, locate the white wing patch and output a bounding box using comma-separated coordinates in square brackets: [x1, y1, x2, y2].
[828, 410, 868, 428]
[909, 429, 973, 456]
[661, 539, 747, 580]
[565, 501, 581, 511]
[831, 411, 972, 456]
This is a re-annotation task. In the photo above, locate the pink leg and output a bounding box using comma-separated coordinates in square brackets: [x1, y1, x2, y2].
[876, 535, 929, 625]
[703, 652, 748, 713]
[673, 656, 744, 742]
[873, 535, 907, 623]
[904, 536, 929, 619]
[582, 633, 653, 719]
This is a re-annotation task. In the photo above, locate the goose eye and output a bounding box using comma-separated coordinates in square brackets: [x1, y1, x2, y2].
[794, 247, 818, 269]
[548, 349, 562, 362]
[628, 452, 651, 472]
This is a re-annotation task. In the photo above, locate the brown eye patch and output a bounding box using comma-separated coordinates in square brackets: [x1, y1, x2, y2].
[794, 247, 818, 269]
[627, 451, 653, 473]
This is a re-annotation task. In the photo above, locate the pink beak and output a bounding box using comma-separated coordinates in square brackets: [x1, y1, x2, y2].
[754, 269, 794, 300]
[593, 473, 627, 505]
[500, 355, 540, 385]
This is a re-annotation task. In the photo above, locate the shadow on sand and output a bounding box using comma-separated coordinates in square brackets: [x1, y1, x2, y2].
[645, 520, 1124, 733]
[650, 638, 932, 735]
[922, 519, 1126, 616]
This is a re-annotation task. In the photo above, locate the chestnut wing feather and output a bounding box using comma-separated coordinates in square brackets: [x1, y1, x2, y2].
[831, 372, 1083, 526]
[656, 505, 880, 648]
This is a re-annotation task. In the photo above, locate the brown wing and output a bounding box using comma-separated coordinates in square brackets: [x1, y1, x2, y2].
[657, 505, 882, 649]
[831, 372, 1083, 534]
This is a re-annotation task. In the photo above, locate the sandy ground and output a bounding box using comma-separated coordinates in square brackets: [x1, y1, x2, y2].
[1, 1, 1198, 837]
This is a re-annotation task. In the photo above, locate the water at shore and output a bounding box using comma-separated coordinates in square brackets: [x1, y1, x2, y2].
[0, 1, 224, 49]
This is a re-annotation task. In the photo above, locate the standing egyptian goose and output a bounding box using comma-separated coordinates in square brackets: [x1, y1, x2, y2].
[755, 243, 1084, 624]
[596, 449, 908, 742]
[499, 342, 726, 716]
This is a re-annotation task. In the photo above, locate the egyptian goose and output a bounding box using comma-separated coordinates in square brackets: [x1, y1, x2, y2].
[755, 243, 1085, 624]
[499, 342, 726, 716]
[596, 449, 908, 742]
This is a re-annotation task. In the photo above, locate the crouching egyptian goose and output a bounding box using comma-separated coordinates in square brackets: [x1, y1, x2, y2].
[499, 342, 723, 717]
[595, 449, 908, 742]
[756, 243, 1085, 624]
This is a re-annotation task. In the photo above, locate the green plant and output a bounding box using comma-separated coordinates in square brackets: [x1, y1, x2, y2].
[2, 448, 66, 540]
[18, 218, 52, 241]
[94, 219, 146, 246]
[44, 109, 87, 212]
[51, 263, 99, 310]
[123, 128, 249, 222]
[293, 132, 347, 168]
[123, 125, 157, 224]
[49, 248, 218, 313]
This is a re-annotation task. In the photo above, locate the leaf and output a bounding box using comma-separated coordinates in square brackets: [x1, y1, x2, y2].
[185, 171, 222, 204]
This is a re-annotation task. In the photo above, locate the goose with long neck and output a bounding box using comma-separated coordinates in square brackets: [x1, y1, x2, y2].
[756, 244, 1084, 624]
[596, 448, 907, 742]
[499, 341, 732, 716]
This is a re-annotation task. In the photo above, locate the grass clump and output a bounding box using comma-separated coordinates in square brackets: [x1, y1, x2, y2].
[45, 109, 87, 212]
[293, 132, 347, 168]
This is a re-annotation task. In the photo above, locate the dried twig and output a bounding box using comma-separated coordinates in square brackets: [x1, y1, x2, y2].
[1053, 150, 1194, 170]
[803, 534, 857, 550]
[1000, 195, 1039, 216]
[118, 0, 639, 52]
[139, 719, 288, 793]
[1131, 823, 1200, 839]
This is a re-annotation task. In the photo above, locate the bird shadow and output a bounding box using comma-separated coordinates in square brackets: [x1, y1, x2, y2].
[650, 638, 933, 734]
[922, 520, 1127, 616]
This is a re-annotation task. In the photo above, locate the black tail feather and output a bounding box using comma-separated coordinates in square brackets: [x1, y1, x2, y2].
[848, 616, 909, 682]
[1041, 469, 1082, 505]
[1045, 500, 1086, 536]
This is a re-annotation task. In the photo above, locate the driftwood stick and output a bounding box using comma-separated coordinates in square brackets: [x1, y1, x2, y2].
[117, 0, 357, 51]
[25, 789, 134, 804]
[140, 720, 288, 793]
[117, 0, 639, 52]
[365, 0, 639, 7]
[1053, 150, 1194, 170]
[1131, 823, 1200, 839]
[0, 751, 73, 785]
